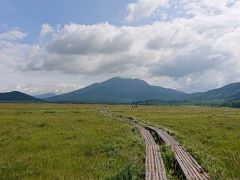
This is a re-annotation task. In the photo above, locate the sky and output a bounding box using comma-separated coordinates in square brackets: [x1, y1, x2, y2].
[0, 0, 240, 95]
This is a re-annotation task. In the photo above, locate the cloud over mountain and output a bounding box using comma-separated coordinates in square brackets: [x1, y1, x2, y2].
[1, 0, 240, 94]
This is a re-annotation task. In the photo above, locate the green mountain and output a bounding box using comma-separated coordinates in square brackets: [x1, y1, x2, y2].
[0, 91, 41, 102]
[1, 80, 240, 106]
[47, 77, 187, 103]
[189, 82, 240, 102]
[126, 82, 240, 107]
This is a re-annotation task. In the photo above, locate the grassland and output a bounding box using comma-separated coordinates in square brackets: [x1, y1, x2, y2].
[0, 104, 145, 179]
[108, 105, 240, 180]
[1, 103, 240, 180]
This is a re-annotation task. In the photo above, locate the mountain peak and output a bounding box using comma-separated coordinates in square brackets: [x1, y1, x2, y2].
[0, 91, 41, 102]
[47, 77, 186, 103]
[105, 77, 149, 85]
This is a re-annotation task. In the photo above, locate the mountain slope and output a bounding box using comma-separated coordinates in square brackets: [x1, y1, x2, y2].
[47, 77, 187, 103]
[0, 91, 41, 102]
[189, 82, 240, 102]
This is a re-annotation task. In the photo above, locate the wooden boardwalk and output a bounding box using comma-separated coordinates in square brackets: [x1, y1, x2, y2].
[138, 126, 167, 180]
[100, 109, 210, 180]
[149, 126, 210, 180]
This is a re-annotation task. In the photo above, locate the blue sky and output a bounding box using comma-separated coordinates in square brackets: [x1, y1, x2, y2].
[0, 0, 131, 42]
[0, 0, 240, 94]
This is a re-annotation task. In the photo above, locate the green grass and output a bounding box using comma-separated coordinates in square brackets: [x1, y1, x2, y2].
[108, 105, 240, 180]
[0, 104, 145, 179]
[1, 103, 240, 179]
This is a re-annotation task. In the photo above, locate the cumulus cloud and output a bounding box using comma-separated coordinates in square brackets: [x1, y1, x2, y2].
[47, 23, 133, 55]
[0, 29, 27, 41]
[1, 0, 240, 93]
[40, 23, 53, 37]
[126, 0, 168, 21]
[181, 0, 237, 16]
[0, 29, 30, 73]
[150, 46, 229, 77]
[125, 0, 240, 24]
[23, 9, 240, 91]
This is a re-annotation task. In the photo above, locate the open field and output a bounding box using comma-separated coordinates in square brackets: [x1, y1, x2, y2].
[1, 103, 240, 180]
[0, 104, 144, 179]
[108, 105, 240, 179]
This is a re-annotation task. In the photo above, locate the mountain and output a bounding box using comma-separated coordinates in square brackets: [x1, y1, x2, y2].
[0, 91, 42, 102]
[47, 77, 187, 103]
[1, 79, 240, 106]
[35, 93, 57, 99]
[188, 82, 240, 102]
[128, 82, 240, 107]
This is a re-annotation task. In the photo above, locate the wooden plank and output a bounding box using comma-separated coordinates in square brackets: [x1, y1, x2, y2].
[138, 126, 167, 180]
[149, 126, 210, 180]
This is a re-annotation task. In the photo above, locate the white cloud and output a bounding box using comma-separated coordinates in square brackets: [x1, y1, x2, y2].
[128, 0, 240, 21]
[181, 0, 237, 16]
[0, 30, 30, 72]
[0, 29, 27, 41]
[47, 23, 133, 55]
[126, 0, 168, 22]
[22, 12, 240, 92]
[40, 23, 53, 37]
[1, 1, 240, 94]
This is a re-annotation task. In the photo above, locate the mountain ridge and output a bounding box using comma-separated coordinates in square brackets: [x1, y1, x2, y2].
[47, 77, 187, 103]
[1, 78, 240, 107]
[0, 91, 41, 102]
[189, 82, 240, 101]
